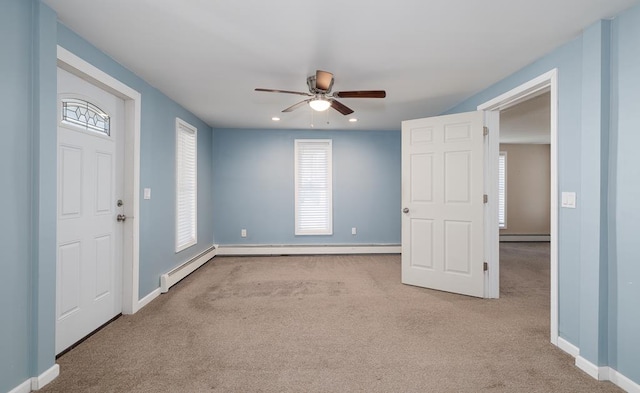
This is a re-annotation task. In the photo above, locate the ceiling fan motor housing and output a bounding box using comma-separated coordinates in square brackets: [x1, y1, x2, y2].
[307, 74, 334, 94]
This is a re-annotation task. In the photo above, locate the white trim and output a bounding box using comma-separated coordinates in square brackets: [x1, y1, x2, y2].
[57, 46, 142, 315]
[483, 110, 500, 298]
[575, 356, 610, 381]
[9, 365, 61, 392]
[477, 68, 559, 345]
[30, 364, 60, 390]
[161, 246, 217, 292]
[8, 380, 31, 393]
[216, 244, 401, 256]
[478, 71, 553, 111]
[609, 368, 640, 393]
[137, 288, 162, 310]
[499, 235, 551, 242]
[557, 336, 580, 358]
[556, 339, 640, 392]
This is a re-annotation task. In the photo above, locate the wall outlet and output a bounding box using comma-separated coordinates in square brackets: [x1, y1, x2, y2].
[351, 227, 357, 235]
[241, 229, 247, 238]
[143, 188, 151, 200]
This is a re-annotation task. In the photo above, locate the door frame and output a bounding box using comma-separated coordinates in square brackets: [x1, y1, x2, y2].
[477, 69, 559, 346]
[57, 46, 143, 314]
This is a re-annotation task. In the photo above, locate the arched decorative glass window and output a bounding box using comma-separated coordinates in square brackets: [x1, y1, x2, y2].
[61, 98, 110, 136]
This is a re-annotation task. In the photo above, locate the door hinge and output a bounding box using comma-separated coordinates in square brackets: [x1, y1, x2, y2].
[483, 194, 488, 203]
[483, 262, 488, 271]
[483, 126, 489, 136]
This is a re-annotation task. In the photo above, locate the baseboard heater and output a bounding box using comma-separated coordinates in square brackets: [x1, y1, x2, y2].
[216, 244, 401, 256]
[500, 234, 551, 242]
[160, 245, 217, 293]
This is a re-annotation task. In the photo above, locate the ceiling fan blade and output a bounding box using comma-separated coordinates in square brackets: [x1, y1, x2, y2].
[329, 99, 354, 115]
[282, 99, 312, 112]
[315, 70, 334, 91]
[255, 88, 311, 96]
[333, 90, 386, 99]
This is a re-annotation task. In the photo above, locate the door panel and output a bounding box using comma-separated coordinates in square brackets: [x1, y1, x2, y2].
[56, 68, 124, 354]
[401, 111, 485, 298]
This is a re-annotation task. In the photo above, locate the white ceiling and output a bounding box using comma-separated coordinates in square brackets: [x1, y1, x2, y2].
[43, 0, 637, 131]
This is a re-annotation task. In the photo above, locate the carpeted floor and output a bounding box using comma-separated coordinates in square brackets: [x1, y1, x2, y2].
[41, 243, 621, 392]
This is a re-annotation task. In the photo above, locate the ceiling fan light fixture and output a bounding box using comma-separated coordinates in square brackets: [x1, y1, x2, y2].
[309, 98, 331, 112]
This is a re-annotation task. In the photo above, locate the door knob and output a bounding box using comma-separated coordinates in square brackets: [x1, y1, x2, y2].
[403, 208, 409, 214]
[117, 214, 127, 222]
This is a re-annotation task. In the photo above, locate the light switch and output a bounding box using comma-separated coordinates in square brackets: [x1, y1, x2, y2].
[561, 192, 576, 208]
[144, 188, 151, 200]
[241, 229, 247, 238]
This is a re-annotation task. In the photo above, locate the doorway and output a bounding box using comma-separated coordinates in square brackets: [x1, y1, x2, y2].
[478, 69, 559, 346]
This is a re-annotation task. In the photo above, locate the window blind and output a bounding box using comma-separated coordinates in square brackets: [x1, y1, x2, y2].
[176, 119, 197, 251]
[498, 152, 507, 229]
[295, 139, 333, 235]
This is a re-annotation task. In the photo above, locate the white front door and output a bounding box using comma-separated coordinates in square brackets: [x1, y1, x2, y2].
[401, 111, 485, 298]
[56, 68, 124, 354]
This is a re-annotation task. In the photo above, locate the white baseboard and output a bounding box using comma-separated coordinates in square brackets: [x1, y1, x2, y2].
[575, 355, 640, 391]
[557, 336, 580, 357]
[499, 235, 550, 242]
[575, 356, 605, 380]
[610, 367, 640, 393]
[7, 364, 60, 392]
[8, 379, 31, 393]
[215, 244, 401, 256]
[135, 287, 161, 311]
[30, 364, 59, 390]
[556, 338, 639, 391]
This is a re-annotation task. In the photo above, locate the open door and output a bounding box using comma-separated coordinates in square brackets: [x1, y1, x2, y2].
[401, 111, 485, 298]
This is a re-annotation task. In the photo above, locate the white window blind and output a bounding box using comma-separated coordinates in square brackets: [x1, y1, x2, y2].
[295, 139, 333, 235]
[175, 118, 197, 251]
[498, 151, 507, 229]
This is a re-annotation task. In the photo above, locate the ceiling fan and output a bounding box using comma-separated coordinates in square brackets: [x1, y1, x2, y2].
[255, 70, 386, 115]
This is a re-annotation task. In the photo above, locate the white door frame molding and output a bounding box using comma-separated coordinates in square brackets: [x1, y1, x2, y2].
[477, 69, 559, 345]
[57, 46, 142, 314]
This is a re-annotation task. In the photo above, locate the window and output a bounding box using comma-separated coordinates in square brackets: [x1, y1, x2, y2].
[498, 151, 507, 229]
[175, 118, 197, 251]
[295, 139, 333, 235]
[61, 98, 110, 135]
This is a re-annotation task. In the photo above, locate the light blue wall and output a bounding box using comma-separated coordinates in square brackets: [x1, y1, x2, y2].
[213, 129, 401, 245]
[57, 26, 215, 298]
[1, 1, 57, 390]
[610, 4, 640, 382]
[446, 3, 640, 385]
[0, 1, 37, 390]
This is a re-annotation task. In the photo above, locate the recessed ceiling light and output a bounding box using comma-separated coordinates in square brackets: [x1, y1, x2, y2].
[272, 117, 280, 121]
[349, 118, 358, 122]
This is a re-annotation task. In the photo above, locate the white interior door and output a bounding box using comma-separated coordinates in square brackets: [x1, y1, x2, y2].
[401, 111, 485, 298]
[56, 68, 124, 354]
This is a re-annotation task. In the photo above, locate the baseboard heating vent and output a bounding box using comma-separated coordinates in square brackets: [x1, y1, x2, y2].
[160, 246, 217, 293]
[216, 244, 401, 256]
[499, 234, 551, 242]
